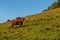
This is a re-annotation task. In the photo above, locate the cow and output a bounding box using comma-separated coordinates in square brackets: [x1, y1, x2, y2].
[7, 17, 25, 28]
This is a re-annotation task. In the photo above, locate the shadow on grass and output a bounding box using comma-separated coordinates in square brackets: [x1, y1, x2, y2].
[22, 22, 41, 27]
[8, 22, 41, 29]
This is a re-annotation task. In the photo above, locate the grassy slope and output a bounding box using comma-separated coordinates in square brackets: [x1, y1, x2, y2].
[0, 8, 60, 40]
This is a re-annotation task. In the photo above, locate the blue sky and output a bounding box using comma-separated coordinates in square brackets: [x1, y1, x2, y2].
[0, 0, 57, 23]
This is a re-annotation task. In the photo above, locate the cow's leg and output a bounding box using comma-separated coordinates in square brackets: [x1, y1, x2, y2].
[19, 22, 23, 27]
[19, 23, 21, 27]
[10, 25, 14, 28]
[18, 22, 21, 27]
[9, 24, 14, 28]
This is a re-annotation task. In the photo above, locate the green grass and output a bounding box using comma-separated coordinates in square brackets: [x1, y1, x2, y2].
[0, 8, 60, 40]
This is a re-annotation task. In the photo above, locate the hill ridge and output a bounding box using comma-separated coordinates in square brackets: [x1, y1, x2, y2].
[25, 8, 60, 21]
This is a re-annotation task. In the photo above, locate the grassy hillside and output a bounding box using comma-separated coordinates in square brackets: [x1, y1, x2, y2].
[0, 8, 60, 40]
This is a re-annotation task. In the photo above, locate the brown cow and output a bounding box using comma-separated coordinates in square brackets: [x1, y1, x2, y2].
[7, 17, 25, 28]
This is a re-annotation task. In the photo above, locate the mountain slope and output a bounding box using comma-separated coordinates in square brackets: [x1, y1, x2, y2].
[0, 8, 60, 40]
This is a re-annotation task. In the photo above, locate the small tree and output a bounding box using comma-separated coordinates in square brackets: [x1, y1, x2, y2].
[43, 9, 48, 12]
[57, 0, 60, 7]
[52, 2, 58, 8]
[48, 6, 54, 10]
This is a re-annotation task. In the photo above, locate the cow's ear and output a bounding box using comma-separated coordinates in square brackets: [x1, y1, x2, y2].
[7, 19, 10, 22]
[16, 17, 21, 19]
